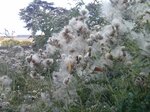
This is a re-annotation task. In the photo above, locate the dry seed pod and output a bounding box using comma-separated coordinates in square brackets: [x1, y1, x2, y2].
[86, 38, 94, 46]
[95, 32, 103, 40]
[67, 62, 74, 74]
[134, 76, 145, 87]
[76, 55, 83, 64]
[93, 66, 105, 72]
[46, 59, 54, 65]
[65, 56, 75, 74]
[63, 76, 71, 85]
[31, 54, 41, 65]
[69, 49, 76, 53]
[126, 61, 132, 66]
[39, 49, 42, 53]
[105, 52, 113, 60]
[121, 46, 126, 51]
[26, 55, 32, 63]
[88, 46, 92, 57]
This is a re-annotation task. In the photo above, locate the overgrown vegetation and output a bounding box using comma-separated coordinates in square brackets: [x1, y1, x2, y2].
[0, 0, 150, 112]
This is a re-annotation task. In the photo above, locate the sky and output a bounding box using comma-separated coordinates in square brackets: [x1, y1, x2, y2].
[0, 0, 109, 36]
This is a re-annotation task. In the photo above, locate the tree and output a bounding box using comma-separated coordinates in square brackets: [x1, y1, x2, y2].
[19, 0, 69, 36]
[86, 3, 107, 29]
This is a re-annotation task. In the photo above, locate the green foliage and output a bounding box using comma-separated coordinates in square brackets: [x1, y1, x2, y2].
[12, 73, 26, 92]
[19, 0, 69, 36]
[32, 35, 48, 51]
[77, 86, 92, 106]
[0, 62, 10, 76]
[63, 37, 150, 112]
[20, 0, 81, 50]
[86, 3, 107, 28]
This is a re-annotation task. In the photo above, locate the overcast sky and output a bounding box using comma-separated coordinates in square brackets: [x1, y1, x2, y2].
[0, 0, 108, 36]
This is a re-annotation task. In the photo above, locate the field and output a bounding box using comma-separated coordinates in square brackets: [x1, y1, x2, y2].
[0, 36, 33, 48]
[0, 37, 33, 46]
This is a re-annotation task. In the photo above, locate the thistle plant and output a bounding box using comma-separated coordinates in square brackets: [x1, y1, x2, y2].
[0, 0, 150, 112]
